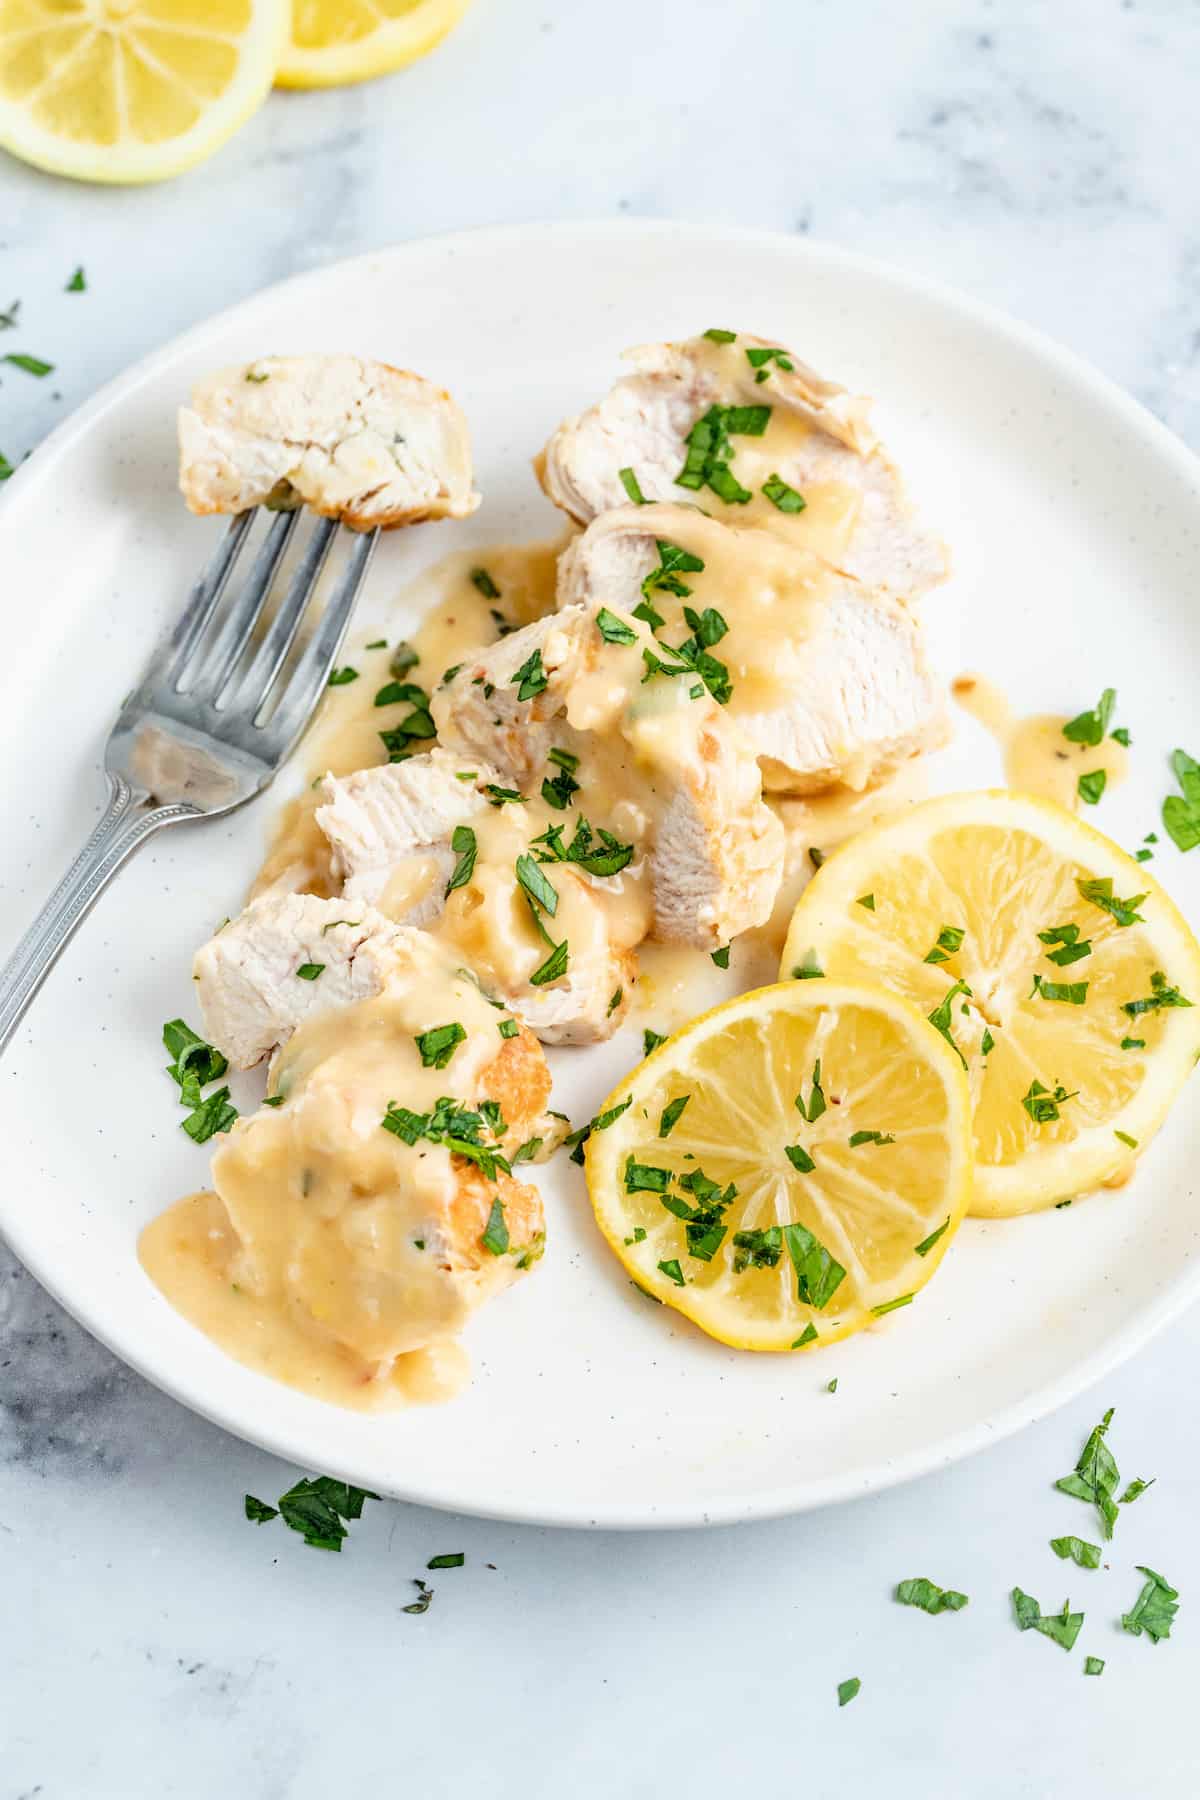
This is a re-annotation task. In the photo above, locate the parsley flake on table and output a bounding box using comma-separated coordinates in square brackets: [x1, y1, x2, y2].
[427, 1552, 465, 1569]
[1119, 1475, 1154, 1504]
[275, 1476, 380, 1551]
[1121, 1565, 1179, 1642]
[1084, 1655, 1105, 1675]
[1163, 747, 1200, 851]
[837, 1678, 860, 1707]
[1049, 1536, 1101, 1570]
[1055, 1406, 1120, 1538]
[244, 1495, 278, 1523]
[4, 352, 53, 377]
[895, 1578, 969, 1614]
[1011, 1588, 1084, 1650]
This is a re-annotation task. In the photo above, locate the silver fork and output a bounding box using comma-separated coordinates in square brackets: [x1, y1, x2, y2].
[0, 508, 378, 1058]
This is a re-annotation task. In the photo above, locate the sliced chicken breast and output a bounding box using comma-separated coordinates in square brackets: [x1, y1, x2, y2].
[316, 749, 637, 1045]
[179, 354, 479, 529]
[558, 505, 949, 792]
[538, 332, 946, 597]
[431, 603, 784, 949]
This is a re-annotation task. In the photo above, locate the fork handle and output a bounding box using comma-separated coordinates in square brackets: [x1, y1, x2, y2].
[0, 773, 193, 1059]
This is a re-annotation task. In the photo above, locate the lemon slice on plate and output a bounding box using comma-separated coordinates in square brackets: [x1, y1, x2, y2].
[0, 0, 288, 184]
[585, 980, 972, 1352]
[781, 790, 1200, 1217]
[276, 0, 471, 88]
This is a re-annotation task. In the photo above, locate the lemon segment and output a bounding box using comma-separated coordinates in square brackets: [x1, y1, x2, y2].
[781, 790, 1200, 1217]
[276, 0, 471, 88]
[585, 981, 972, 1352]
[0, 0, 288, 183]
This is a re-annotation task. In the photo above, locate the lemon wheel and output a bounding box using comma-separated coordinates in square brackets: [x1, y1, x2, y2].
[585, 980, 973, 1353]
[782, 790, 1200, 1217]
[0, 0, 288, 184]
[276, 0, 471, 88]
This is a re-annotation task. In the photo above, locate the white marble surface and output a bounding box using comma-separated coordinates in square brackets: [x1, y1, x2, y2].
[2, 0, 1199, 1792]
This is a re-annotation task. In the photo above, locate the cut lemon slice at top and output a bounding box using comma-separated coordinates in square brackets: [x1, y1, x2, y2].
[781, 790, 1200, 1217]
[0, 0, 288, 184]
[585, 980, 972, 1353]
[276, 0, 471, 89]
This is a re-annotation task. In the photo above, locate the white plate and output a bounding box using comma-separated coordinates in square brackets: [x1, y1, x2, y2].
[1, 222, 1198, 1529]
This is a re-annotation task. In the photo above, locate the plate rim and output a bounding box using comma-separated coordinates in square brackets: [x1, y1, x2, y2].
[3, 218, 1199, 1530]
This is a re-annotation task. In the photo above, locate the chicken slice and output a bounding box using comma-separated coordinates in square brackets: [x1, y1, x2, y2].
[431, 604, 784, 949]
[195, 892, 552, 1373]
[558, 505, 948, 793]
[315, 750, 637, 1046]
[179, 354, 479, 529]
[538, 333, 946, 597]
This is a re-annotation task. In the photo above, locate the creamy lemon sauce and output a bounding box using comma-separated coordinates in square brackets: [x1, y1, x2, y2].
[952, 673, 1128, 810]
[141, 941, 544, 1409]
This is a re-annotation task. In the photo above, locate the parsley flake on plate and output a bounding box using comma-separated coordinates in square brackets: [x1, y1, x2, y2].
[1011, 1588, 1085, 1651]
[1121, 1565, 1178, 1642]
[1163, 747, 1200, 851]
[895, 1577, 968, 1614]
[1054, 1406, 1120, 1539]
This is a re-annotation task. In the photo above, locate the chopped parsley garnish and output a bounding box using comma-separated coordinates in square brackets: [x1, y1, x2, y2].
[328, 666, 359, 686]
[1114, 1130, 1138, 1148]
[659, 1095, 691, 1137]
[262, 1095, 284, 1108]
[871, 1293, 914, 1317]
[1122, 970, 1192, 1016]
[659, 1259, 685, 1286]
[4, 352, 53, 377]
[607, 988, 623, 1016]
[530, 938, 569, 986]
[515, 852, 559, 918]
[512, 649, 548, 701]
[1030, 974, 1089, 1005]
[662, 1167, 736, 1260]
[1075, 877, 1145, 926]
[483, 784, 526, 806]
[791, 952, 824, 980]
[1119, 1475, 1154, 1504]
[856, 893, 875, 911]
[981, 1027, 995, 1055]
[636, 595, 733, 706]
[1038, 922, 1092, 966]
[837, 1678, 860, 1708]
[1049, 1536, 1101, 1569]
[1011, 1588, 1084, 1651]
[596, 606, 638, 645]
[785, 1144, 816, 1173]
[295, 962, 324, 981]
[377, 682, 435, 761]
[927, 979, 971, 1068]
[895, 1578, 968, 1614]
[624, 1158, 673, 1194]
[848, 1129, 895, 1147]
[795, 1059, 826, 1125]
[445, 824, 477, 896]
[65, 266, 86, 292]
[365, 638, 387, 650]
[244, 1494, 278, 1523]
[532, 816, 634, 877]
[792, 1323, 819, 1347]
[382, 1095, 511, 1181]
[1121, 1566, 1178, 1642]
[618, 466, 647, 504]
[827, 1377, 838, 1393]
[415, 1022, 466, 1070]
[745, 345, 795, 381]
[1021, 1079, 1076, 1123]
[426, 1552, 465, 1569]
[481, 1197, 509, 1255]
[762, 472, 806, 512]
[0, 299, 19, 329]
[732, 1226, 782, 1271]
[643, 1028, 667, 1056]
[564, 1096, 632, 1166]
[245, 370, 269, 383]
[1062, 687, 1116, 747]
[1084, 1656, 1105, 1676]
[914, 1217, 950, 1257]
[272, 1476, 379, 1552]
[542, 746, 580, 810]
[163, 1017, 228, 1105]
[923, 924, 964, 964]
[641, 538, 705, 603]
[390, 641, 419, 677]
[1078, 769, 1106, 805]
[1055, 1406, 1120, 1538]
[783, 1221, 845, 1309]
[403, 1580, 434, 1615]
[675, 404, 770, 503]
[181, 1087, 238, 1143]
[1163, 747, 1200, 852]
[512, 1137, 541, 1164]
[470, 566, 500, 600]
[0, 452, 13, 481]
[1112, 728, 1132, 747]
[702, 327, 736, 343]
[1120, 1036, 1145, 1051]
[711, 945, 731, 970]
